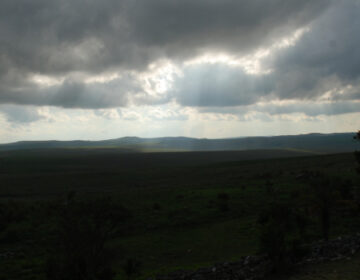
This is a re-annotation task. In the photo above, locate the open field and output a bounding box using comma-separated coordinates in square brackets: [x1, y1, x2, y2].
[0, 148, 315, 199]
[0, 149, 359, 279]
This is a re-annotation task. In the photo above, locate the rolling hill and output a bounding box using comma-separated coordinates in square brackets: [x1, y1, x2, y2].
[0, 132, 357, 153]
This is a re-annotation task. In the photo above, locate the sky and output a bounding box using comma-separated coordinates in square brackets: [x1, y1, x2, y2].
[0, 0, 359, 143]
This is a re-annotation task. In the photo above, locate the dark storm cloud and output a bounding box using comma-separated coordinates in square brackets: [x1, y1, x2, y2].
[0, 75, 145, 109]
[0, 0, 330, 108]
[1, 0, 329, 73]
[267, 0, 360, 100]
[125, 0, 329, 58]
[172, 0, 360, 109]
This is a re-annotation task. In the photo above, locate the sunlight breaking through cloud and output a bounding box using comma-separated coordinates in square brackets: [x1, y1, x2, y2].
[0, 0, 359, 141]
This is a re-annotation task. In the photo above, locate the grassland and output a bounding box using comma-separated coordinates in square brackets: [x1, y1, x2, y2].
[0, 149, 359, 279]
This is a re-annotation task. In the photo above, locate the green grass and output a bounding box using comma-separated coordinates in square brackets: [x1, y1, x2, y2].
[114, 217, 258, 276]
[0, 150, 359, 279]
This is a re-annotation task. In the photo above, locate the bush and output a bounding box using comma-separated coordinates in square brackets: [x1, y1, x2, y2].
[308, 176, 339, 241]
[46, 196, 130, 280]
[355, 131, 360, 173]
[0, 227, 21, 243]
[257, 202, 309, 274]
[122, 258, 142, 279]
[0, 201, 26, 237]
[152, 202, 161, 211]
[217, 192, 230, 212]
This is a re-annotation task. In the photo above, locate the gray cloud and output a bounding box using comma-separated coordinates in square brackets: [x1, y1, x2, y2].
[0, 0, 328, 73]
[172, 0, 360, 107]
[258, 101, 360, 117]
[0, 74, 151, 109]
[200, 100, 360, 118]
[267, 0, 360, 100]
[125, 0, 329, 58]
[2, 0, 360, 118]
[0, 0, 330, 108]
[172, 64, 272, 107]
[0, 105, 45, 123]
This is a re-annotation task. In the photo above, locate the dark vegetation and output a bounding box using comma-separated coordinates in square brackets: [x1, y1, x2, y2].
[355, 130, 360, 173]
[0, 135, 359, 279]
[46, 196, 130, 280]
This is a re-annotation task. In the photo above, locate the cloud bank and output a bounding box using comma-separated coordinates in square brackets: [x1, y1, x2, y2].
[0, 0, 359, 134]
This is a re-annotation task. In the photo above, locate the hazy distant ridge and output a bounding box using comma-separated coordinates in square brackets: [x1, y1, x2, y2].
[0, 133, 357, 153]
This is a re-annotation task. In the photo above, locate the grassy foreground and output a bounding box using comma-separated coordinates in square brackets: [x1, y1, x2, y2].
[0, 150, 359, 279]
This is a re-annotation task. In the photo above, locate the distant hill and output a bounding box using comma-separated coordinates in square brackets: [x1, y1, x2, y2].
[0, 133, 357, 153]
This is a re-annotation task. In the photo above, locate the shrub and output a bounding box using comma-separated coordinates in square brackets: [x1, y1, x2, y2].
[152, 202, 161, 211]
[217, 192, 230, 212]
[354, 131, 360, 173]
[257, 202, 309, 274]
[0, 201, 26, 237]
[122, 258, 142, 279]
[46, 196, 130, 280]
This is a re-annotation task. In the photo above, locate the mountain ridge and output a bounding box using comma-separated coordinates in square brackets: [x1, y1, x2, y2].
[0, 132, 357, 153]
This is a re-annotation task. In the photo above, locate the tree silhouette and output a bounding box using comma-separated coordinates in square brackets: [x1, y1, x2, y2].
[355, 131, 360, 173]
